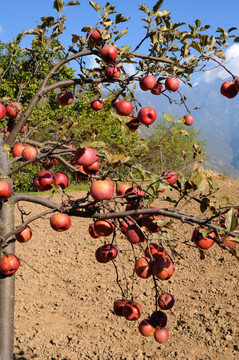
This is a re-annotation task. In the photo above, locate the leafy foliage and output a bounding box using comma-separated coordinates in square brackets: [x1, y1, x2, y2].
[144, 118, 206, 174]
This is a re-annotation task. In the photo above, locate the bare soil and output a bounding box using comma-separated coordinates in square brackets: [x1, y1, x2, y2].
[14, 177, 239, 360]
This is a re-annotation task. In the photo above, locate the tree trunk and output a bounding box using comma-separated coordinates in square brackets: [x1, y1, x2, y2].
[0, 139, 15, 360]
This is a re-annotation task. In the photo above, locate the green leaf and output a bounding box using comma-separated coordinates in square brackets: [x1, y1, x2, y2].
[195, 19, 201, 28]
[191, 41, 202, 53]
[138, 3, 150, 15]
[234, 37, 239, 43]
[67, 1, 80, 6]
[225, 208, 238, 232]
[228, 27, 237, 33]
[200, 25, 210, 31]
[53, 0, 64, 12]
[115, 14, 130, 24]
[193, 106, 200, 110]
[163, 112, 173, 121]
[155, 10, 171, 18]
[173, 129, 189, 137]
[89, 0, 101, 12]
[115, 28, 128, 42]
[152, 0, 164, 12]
[215, 51, 226, 60]
[200, 197, 210, 213]
[119, 45, 131, 56]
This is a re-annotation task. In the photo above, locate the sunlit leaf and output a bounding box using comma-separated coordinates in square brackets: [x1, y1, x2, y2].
[173, 129, 189, 137]
[53, 0, 64, 12]
[215, 51, 226, 60]
[163, 112, 173, 121]
[67, 1, 80, 6]
[138, 3, 150, 15]
[195, 19, 201, 28]
[152, 0, 164, 12]
[89, 0, 101, 12]
[115, 28, 128, 42]
[225, 208, 238, 232]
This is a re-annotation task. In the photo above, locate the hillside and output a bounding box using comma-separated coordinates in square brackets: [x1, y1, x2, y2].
[136, 78, 239, 178]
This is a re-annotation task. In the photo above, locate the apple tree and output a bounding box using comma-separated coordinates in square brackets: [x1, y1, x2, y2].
[0, 0, 239, 358]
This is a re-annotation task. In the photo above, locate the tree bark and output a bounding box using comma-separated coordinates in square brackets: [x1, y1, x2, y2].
[0, 139, 15, 360]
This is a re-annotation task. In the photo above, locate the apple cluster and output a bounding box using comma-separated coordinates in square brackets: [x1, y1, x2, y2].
[0, 102, 26, 139]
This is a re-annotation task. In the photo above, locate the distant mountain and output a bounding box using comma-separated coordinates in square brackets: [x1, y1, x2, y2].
[135, 78, 239, 178]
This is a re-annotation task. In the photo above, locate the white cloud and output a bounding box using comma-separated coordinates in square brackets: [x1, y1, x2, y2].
[0, 25, 3, 34]
[123, 62, 137, 76]
[87, 55, 100, 69]
[201, 44, 239, 83]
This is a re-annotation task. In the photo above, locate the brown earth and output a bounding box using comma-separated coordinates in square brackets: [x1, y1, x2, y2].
[14, 177, 238, 360]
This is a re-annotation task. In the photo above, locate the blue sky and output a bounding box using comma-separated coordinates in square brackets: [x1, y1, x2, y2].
[1, 0, 239, 82]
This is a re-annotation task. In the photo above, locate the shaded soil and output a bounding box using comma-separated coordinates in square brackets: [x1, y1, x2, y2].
[14, 177, 239, 360]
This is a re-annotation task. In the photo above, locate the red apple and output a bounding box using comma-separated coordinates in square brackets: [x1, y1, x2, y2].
[54, 171, 69, 189]
[0, 180, 12, 201]
[0, 254, 20, 276]
[90, 99, 103, 111]
[113, 300, 127, 316]
[16, 225, 32, 243]
[165, 77, 180, 92]
[192, 227, 216, 250]
[141, 211, 163, 233]
[152, 256, 174, 280]
[21, 146, 39, 162]
[219, 236, 237, 249]
[36, 170, 55, 191]
[126, 224, 145, 244]
[89, 223, 101, 239]
[125, 185, 145, 202]
[74, 147, 96, 166]
[42, 157, 58, 170]
[139, 319, 155, 336]
[162, 170, 177, 185]
[135, 257, 153, 279]
[151, 83, 164, 95]
[100, 45, 118, 64]
[184, 114, 194, 126]
[139, 75, 157, 91]
[94, 219, 114, 236]
[11, 142, 26, 157]
[123, 300, 142, 321]
[68, 144, 76, 149]
[50, 213, 71, 232]
[105, 65, 121, 81]
[90, 179, 114, 201]
[87, 29, 103, 41]
[126, 116, 140, 131]
[5, 102, 22, 119]
[98, 244, 118, 262]
[144, 243, 166, 260]
[150, 310, 168, 328]
[116, 100, 133, 116]
[154, 327, 169, 343]
[0, 103, 6, 119]
[234, 77, 239, 92]
[220, 81, 238, 98]
[83, 160, 100, 175]
[116, 183, 132, 196]
[119, 219, 133, 234]
[57, 91, 74, 106]
[75, 165, 88, 180]
[138, 107, 157, 125]
[158, 292, 175, 310]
